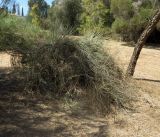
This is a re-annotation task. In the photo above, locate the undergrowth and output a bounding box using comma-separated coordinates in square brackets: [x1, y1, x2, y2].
[21, 33, 133, 112]
[0, 15, 134, 113]
[0, 15, 51, 52]
[0, 15, 52, 67]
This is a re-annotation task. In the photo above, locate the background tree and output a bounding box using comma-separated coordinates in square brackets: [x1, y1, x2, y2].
[111, 0, 156, 41]
[111, 0, 133, 19]
[49, 0, 82, 33]
[22, 7, 24, 16]
[79, 0, 113, 34]
[12, 2, 16, 14]
[63, 0, 82, 29]
[28, 0, 48, 26]
[126, 10, 160, 76]
[0, 0, 11, 7]
[1, 4, 8, 15]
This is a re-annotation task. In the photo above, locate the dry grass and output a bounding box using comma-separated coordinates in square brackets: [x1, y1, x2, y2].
[0, 39, 160, 137]
[19, 35, 134, 112]
[0, 93, 109, 137]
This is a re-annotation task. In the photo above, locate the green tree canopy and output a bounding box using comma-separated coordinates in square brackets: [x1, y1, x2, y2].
[28, 0, 48, 26]
[49, 0, 82, 33]
[79, 0, 113, 34]
[111, 0, 134, 20]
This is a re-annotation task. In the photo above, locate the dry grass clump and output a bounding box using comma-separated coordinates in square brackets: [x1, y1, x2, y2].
[22, 34, 133, 112]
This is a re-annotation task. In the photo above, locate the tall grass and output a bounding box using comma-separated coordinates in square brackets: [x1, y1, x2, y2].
[21, 32, 133, 112]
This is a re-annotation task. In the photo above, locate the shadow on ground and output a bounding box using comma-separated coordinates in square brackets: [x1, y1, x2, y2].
[0, 94, 109, 137]
[0, 69, 109, 137]
[0, 68, 21, 93]
[135, 78, 160, 83]
[121, 42, 160, 51]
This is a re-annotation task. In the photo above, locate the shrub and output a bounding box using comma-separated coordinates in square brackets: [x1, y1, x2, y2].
[141, 0, 152, 8]
[111, 7, 155, 42]
[0, 15, 52, 69]
[0, 16, 30, 53]
[111, 18, 129, 41]
[111, 0, 134, 20]
[49, 0, 82, 34]
[21, 34, 133, 112]
[79, 0, 113, 35]
[127, 8, 155, 42]
[0, 30, 29, 53]
[0, 16, 51, 45]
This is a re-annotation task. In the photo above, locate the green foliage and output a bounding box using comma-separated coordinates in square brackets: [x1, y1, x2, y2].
[79, 0, 113, 34]
[141, 0, 152, 8]
[112, 18, 128, 34]
[138, 7, 155, 21]
[128, 8, 155, 41]
[111, 0, 134, 19]
[22, 7, 24, 16]
[0, 21, 29, 54]
[49, 0, 82, 33]
[111, 0, 156, 41]
[0, 16, 51, 52]
[63, 0, 82, 29]
[0, 0, 10, 17]
[0, 30, 29, 53]
[12, 3, 16, 14]
[28, 0, 48, 26]
[111, 18, 129, 40]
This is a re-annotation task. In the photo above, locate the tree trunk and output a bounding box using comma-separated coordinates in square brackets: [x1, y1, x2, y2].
[126, 10, 160, 77]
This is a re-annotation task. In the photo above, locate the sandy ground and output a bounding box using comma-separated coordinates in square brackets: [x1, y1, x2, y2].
[0, 40, 160, 137]
[0, 52, 12, 68]
[104, 40, 160, 137]
[104, 40, 160, 81]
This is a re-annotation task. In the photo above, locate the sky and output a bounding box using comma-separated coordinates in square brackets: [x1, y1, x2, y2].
[17, 0, 53, 15]
[1, 0, 53, 15]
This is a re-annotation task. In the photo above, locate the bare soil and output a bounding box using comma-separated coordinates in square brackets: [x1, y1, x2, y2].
[104, 40, 160, 137]
[0, 40, 160, 137]
[104, 40, 160, 81]
[0, 52, 12, 68]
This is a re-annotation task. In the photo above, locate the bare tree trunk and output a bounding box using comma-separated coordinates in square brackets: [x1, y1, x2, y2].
[126, 10, 160, 77]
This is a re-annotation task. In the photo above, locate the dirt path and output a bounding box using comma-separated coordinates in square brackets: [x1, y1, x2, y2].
[0, 95, 109, 137]
[104, 40, 160, 81]
[104, 40, 160, 137]
[0, 40, 160, 137]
